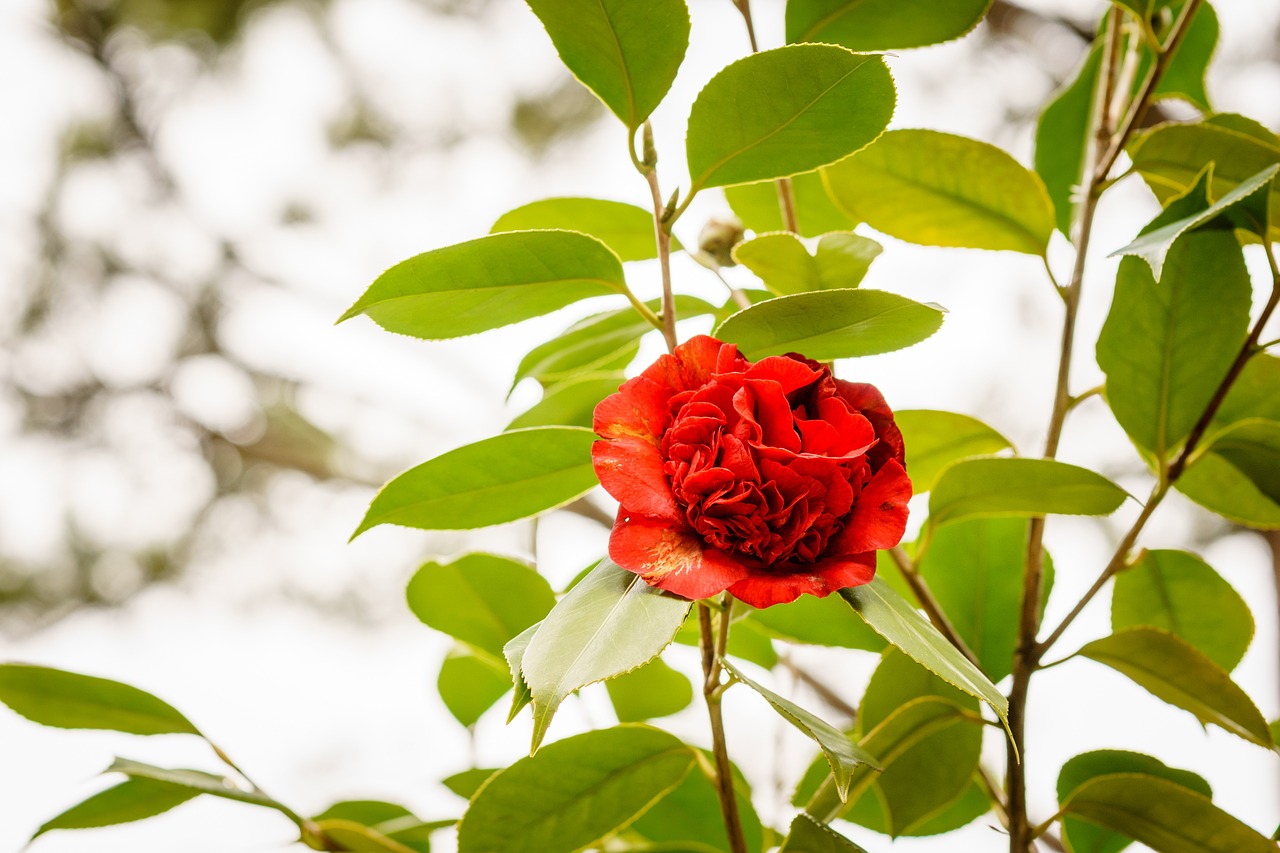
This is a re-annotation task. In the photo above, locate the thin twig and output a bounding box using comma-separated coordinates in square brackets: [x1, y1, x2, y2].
[699, 602, 750, 853]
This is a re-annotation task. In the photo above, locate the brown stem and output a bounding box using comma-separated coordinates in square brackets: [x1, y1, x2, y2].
[642, 151, 678, 353]
[776, 177, 801, 233]
[889, 546, 984, 670]
[699, 602, 750, 853]
[731, 0, 760, 52]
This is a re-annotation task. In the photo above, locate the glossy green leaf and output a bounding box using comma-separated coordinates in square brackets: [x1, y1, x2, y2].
[1061, 773, 1277, 853]
[492, 198, 681, 261]
[313, 801, 444, 853]
[686, 45, 895, 190]
[1113, 549, 1253, 671]
[630, 758, 763, 853]
[313, 819, 420, 853]
[839, 577, 1008, 727]
[338, 230, 628, 340]
[1077, 626, 1273, 747]
[780, 814, 871, 853]
[504, 624, 537, 723]
[524, 0, 688, 130]
[507, 373, 624, 431]
[894, 409, 1012, 494]
[918, 517, 1053, 682]
[1057, 750, 1211, 853]
[723, 659, 880, 801]
[929, 458, 1127, 529]
[439, 647, 512, 727]
[456, 725, 695, 853]
[715, 288, 943, 361]
[106, 758, 280, 810]
[786, 0, 990, 50]
[1097, 232, 1250, 462]
[0, 664, 200, 736]
[750, 593, 885, 651]
[824, 129, 1055, 255]
[520, 558, 692, 751]
[443, 769, 498, 801]
[605, 657, 692, 723]
[33, 778, 199, 838]
[407, 553, 555, 659]
[724, 172, 857, 237]
[352, 427, 598, 537]
[1176, 451, 1280, 529]
[1035, 42, 1100, 235]
[732, 232, 880, 296]
[1204, 418, 1280, 503]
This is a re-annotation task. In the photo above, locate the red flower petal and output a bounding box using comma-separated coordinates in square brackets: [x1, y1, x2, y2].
[829, 459, 912, 555]
[727, 552, 875, 608]
[836, 380, 905, 467]
[591, 439, 680, 522]
[608, 511, 750, 600]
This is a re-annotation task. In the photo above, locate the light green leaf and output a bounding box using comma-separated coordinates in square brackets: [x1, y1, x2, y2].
[786, 0, 991, 50]
[1176, 451, 1280, 529]
[725, 172, 857, 237]
[1204, 113, 1280, 146]
[351, 427, 598, 537]
[928, 458, 1127, 528]
[338, 230, 628, 340]
[1061, 773, 1277, 853]
[605, 657, 693, 723]
[106, 758, 280, 810]
[824, 129, 1055, 255]
[504, 624, 537, 723]
[407, 553, 555, 659]
[1113, 550, 1253, 672]
[750, 593, 885, 652]
[456, 725, 695, 853]
[894, 409, 1012, 494]
[507, 373, 624, 431]
[492, 197, 680, 262]
[521, 558, 692, 751]
[524, 0, 688, 130]
[313, 801, 444, 853]
[780, 814, 871, 853]
[630, 756, 764, 853]
[686, 45, 895, 190]
[1035, 42, 1101, 235]
[723, 660, 880, 801]
[439, 646, 513, 728]
[815, 232, 882, 288]
[0, 664, 200, 736]
[1204, 418, 1280, 504]
[1057, 751, 1211, 853]
[1077, 626, 1273, 747]
[839, 577, 1008, 727]
[1097, 232, 1250, 462]
[313, 819, 420, 853]
[732, 232, 881, 296]
[715, 288, 943, 361]
[443, 769, 498, 801]
[33, 778, 199, 839]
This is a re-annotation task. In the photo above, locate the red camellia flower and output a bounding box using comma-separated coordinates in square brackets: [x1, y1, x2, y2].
[592, 335, 912, 609]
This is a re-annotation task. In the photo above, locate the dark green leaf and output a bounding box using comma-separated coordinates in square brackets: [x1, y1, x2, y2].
[0, 664, 200, 736]
[686, 45, 894, 189]
[786, 0, 990, 50]
[524, 0, 688, 130]
[313, 819, 420, 853]
[520, 558, 692, 751]
[34, 778, 199, 838]
[492, 198, 680, 261]
[715, 288, 944, 361]
[507, 373, 624, 431]
[779, 814, 871, 853]
[338, 230, 628, 340]
[630, 759, 763, 853]
[605, 657, 693, 723]
[1077, 626, 1273, 747]
[1061, 773, 1276, 853]
[724, 172, 857, 237]
[438, 647, 512, 728]
[456, 725, 695, 853]
[106, 758, 280, 810]
[1113, 549, 1253, 671]
[824, 129, 1055, 255]
[750, 593, 885, 651]
[352, 427, 598, 537]
[1152, 1, 1218, 110]
[894, 409, 1012, 494]
[1204, 418, 1280, 503]
[313, 801, 445, 853]
[928, 458, 1127, 529]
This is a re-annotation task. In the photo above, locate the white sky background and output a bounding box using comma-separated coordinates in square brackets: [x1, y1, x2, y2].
[0, 0, 1279, 850]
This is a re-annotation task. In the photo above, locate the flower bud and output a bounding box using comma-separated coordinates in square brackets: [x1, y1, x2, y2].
[697, 217, 745, 268]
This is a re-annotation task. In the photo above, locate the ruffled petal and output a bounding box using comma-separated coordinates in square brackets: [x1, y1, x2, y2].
[727, 552, 875, 608]
[828, 459, 912, 556]
[608, 512, 750, 601]
[591, 439, 679, 522]
[835, 379, 905, 468]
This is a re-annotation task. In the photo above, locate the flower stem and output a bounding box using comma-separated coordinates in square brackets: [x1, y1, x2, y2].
[698, 600, 749, 853]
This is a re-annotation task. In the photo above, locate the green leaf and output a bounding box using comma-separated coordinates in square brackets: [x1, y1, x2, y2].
[1113, 549, 1253, 671]
[1097, 232, 1251, 462]
[507, 373, 624, 431]
[917, 517, 1053, 682]
[504, 624, 537, 723]
[1152, 1, 1218, 110]
[1077, 626, 1273, 747]
[928, 458, 1127, 529]
[732, 232, 880, 296]
[1204, 418, 1280, 503]
[723, 660, 880, 801]
[630, 758, 764, 853]
[34, 778, 199, 838]
[1056, 751, 1211, 853]
[1204, 113, 1280, 146]
[313, 802, 445, 853]
[492, 197, 680, 262]
[0, 664, 200, 736]
[352, 427, 598, 537]
[824, 129, 1055, 255]
[456, 725, 695, 853]
[1061, 773, 1277, 853]
[313, 819, 420, 853]
[725, 172, 857, 237]
[1176, 450, 1280, 529]
[786, 0, 990, 50]
[780, 814, 871, 853]
[839, 577, 1008, 727]
[750, 593, 885, 651]
[443, 769, 498, 801]
[338, 230, 628, 339]
[1111, 164, 1275, 275]
[524, 0, 688, 130]
[686, 45, 895, 190]
[1035, 42, 1101, 235]
[106, 758, 281, 810]
[715, 288, 943, 361]
[605, 657, 693, 723]
[520, 558, 692, 751]
[407, 553, 556, 659]
[894, 409, 1012, 494]
[815, 233, 883, 289]
[439, 646, 513, 728]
